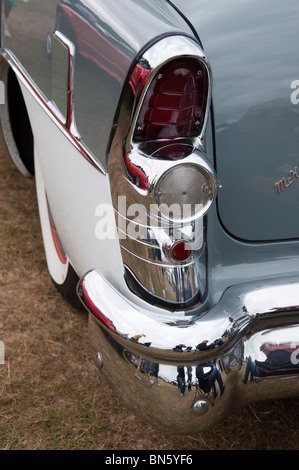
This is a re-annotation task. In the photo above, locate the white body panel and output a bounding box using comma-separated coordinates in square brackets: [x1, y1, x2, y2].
[17, 78, 129, 298]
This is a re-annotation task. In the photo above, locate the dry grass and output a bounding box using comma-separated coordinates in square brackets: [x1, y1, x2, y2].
[1, 150, 299, 450]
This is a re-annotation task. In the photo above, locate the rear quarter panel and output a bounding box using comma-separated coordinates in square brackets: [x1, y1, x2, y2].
[1, 0, 199, 306]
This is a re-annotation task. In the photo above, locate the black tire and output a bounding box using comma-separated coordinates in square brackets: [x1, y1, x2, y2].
[53, 263, 83, 310]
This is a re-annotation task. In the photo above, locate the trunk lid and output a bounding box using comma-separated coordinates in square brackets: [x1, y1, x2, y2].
[170, 0, 299, 241]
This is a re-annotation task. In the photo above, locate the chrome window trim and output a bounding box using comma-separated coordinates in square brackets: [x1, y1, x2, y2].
[1, 48, 106, 175]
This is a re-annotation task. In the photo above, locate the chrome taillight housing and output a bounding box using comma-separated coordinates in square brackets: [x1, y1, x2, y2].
[108, 35, 218, 310]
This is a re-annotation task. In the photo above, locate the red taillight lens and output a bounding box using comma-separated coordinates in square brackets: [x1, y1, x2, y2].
[133, 58, 208, 146]
[171, 241, 192, 261]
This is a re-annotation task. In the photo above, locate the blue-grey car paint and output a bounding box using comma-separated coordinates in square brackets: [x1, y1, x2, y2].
[166, 0, 299, 314]
[171, 0, 299, 242]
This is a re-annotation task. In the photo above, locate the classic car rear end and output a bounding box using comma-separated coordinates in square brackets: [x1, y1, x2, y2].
[1, 0, 299, 434]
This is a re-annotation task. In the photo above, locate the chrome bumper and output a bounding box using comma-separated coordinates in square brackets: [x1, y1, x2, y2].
[78, 270, 299, 434]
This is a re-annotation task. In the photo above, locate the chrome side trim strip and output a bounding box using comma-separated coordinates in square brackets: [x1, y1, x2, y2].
[1, 48, 106, 175]
[52, 30, 80, 140]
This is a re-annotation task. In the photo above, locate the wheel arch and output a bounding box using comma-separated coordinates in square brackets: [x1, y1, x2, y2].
[0, 56, 34, 176]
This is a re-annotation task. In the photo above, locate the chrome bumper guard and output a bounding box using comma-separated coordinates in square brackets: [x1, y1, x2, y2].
[78, 270, 299, 434]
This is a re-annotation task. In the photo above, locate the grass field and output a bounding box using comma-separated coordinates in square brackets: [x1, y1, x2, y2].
[1, 149, 299, 450]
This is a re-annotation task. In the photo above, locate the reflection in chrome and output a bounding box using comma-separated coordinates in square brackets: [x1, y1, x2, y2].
[192, 399, 212, 416]
[79, 270, 299, 433]
[108, 35, 219, 308]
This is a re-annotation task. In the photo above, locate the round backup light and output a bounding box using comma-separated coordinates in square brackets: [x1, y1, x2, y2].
[154, 162, 216, 221]
[170, 241, 192, 261]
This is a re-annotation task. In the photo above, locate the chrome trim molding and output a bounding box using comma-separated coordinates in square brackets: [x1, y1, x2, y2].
[79, 270, 299, 433]
[1, 48, 106, 175]
[51, 30, 80, 140]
